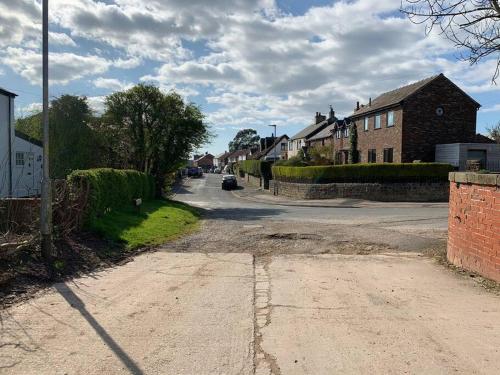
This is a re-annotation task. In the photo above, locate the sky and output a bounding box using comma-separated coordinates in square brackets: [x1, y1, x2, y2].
[0, 0, 499, 156]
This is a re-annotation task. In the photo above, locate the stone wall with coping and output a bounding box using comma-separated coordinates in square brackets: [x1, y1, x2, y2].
[268, 180, 449, 202]
[447, 172, 500, 282]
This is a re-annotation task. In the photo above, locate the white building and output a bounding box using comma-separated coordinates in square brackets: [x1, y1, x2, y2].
[0, 87, 43, 198]
[436, 143, 500, 171]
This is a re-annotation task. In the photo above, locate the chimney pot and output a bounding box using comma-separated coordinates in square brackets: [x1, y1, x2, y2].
[369, 97, 372, 106]
[356, 101, 360, 111]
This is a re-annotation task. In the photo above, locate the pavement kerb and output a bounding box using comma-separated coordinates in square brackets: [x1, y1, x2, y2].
[230, 187, 449, 209]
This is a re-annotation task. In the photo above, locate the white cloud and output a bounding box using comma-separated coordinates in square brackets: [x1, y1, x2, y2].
[113, 56, 142, 69]
[5, 47, 111, 85]
[94, 77, 132, 91]
[481, 104, 500, 113]
[2, 0, 498, 135]
[87, 95, 106, 113]
[17, 102, 43, 116]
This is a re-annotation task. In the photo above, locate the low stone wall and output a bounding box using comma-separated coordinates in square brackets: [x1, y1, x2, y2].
[245, 173, 262, 188]
[269, 180, 449, 202]
[0, 198, 40, 232]
[447, 172, 500, 282]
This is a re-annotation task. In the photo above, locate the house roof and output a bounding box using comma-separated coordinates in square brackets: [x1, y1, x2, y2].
[15, 130, 43, 148]
[216, 151, 231, 160]
[350, 73, 480, 118]
[0, 87, 17, 97]
[251, 135, 289, 159]
[308, 124, 334, 141]
[473, 134, 496, 144]
[291, 119, 328, 140]
[195, 153, 214, 162]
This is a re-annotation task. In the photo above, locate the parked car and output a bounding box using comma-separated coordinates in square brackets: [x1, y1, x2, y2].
[187, 167, 202, 177]
[221, 174, 238, 190]
[214, 167, 221, 174]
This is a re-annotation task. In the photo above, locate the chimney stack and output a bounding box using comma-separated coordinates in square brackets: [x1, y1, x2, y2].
[329, 105, 335, 121]
[356, 101, 360, 111]
[369, 97, 372, 106]
[315, 111, 326, 124]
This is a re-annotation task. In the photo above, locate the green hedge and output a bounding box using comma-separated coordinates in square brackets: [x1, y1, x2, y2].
[272, 163, 453, 184]
[240, 160, 273, 180]
[68, 168, 155, 224]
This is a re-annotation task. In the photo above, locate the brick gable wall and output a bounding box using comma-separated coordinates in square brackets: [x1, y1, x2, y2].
[402, 75, 477, 162]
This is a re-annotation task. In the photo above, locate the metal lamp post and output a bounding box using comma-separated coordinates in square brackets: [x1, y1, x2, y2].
[268, 124, 277, 162]
[41, 0, 52, 261]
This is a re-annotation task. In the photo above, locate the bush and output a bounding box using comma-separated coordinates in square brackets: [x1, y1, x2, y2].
[272, 163, 453, 184]
[240, 160, 262, 177]
[274, 156, 309, 167]
[67, 168, 155, 224]
[240, 160, 273, 180]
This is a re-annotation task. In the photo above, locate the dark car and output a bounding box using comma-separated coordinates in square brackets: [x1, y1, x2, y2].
[221, 174, 238, 190]
[187, 167, 202, 177]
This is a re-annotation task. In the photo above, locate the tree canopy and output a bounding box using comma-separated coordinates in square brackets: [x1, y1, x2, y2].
[14, 86, 212, 191]
[103, 84, 212, 191]
[228, 129, 260, 152]
[16, 95, 98, 178]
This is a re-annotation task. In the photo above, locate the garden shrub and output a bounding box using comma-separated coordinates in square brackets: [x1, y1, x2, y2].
[274, 156, 309, 167]
[240, 160, 273, 181]
[240, 160, 262, 177]
[272, 163, 453, 184]
[67, 168, 155, 224]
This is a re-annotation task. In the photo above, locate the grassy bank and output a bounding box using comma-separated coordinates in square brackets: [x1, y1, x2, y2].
[89, 199, 200, 249]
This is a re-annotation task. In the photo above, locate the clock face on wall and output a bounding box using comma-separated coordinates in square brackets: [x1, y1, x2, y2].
[436, 106, 444, 116]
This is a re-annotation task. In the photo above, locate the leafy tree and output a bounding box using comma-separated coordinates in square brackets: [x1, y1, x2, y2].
[103, 84, 211, 194]
[401, 0, 500, 82]
[15, 95, 98, 178]
[487, 121, 500, 143]
[16, 113, 42, 140]
[349, 123, 359, 164]
[228, 129, 260, 152]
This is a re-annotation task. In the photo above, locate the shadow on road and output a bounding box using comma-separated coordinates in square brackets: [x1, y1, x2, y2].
[199, 207, 285, 221]
[54, 283, 143, 375]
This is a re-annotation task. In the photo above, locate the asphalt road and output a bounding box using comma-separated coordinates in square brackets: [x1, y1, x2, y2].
[2, 174, 499, 375]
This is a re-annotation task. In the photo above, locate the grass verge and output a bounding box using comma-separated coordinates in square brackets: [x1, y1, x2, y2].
[89, 199, 200, 249]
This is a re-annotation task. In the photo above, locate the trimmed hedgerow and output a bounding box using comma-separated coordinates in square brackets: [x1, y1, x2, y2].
[272, 163, 453, 184]
[240, 160, 273, 180]
[67, 168, 155, 225]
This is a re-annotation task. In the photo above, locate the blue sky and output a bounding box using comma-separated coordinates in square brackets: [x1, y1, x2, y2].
[1, 0, 498, 156]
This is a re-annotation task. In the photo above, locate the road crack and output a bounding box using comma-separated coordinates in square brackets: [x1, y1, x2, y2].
[253, 255, 281, 375]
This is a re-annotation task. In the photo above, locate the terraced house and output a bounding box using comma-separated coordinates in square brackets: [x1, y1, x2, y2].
[311, 74, 485, 165]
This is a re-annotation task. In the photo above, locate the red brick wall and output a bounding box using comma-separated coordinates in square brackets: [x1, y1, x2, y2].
[447, 176, 500, 282]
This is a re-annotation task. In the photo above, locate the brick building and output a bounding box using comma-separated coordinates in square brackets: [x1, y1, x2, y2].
[308, 74, 481, 164]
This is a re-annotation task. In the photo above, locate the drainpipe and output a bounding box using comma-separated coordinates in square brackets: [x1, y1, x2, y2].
[7, 96, 13, 196]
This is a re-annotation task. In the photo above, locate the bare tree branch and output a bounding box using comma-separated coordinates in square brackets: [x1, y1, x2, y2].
[401, 0, 500, 82]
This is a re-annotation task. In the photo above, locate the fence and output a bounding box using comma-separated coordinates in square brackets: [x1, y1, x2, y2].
[0, 180, 88, 259]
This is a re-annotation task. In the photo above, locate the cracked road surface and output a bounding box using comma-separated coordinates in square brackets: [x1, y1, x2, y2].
[2, 174, 500, 374]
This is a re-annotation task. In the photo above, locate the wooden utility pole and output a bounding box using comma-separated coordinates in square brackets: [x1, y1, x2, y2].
[40, 0, 52, 261]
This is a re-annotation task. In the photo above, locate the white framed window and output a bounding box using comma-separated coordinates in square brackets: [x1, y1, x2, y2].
[15, 152, 25, 166]
[387, 111, 394, 127]
[288, 142, 293, 151]
[343, 127, 349, 138]
[336, 130, 341, 139]
[375, 114, 381, 129]
[364, 117, 369, 131]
